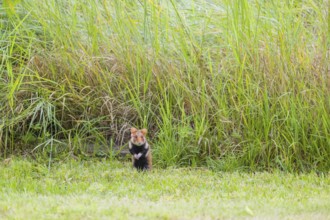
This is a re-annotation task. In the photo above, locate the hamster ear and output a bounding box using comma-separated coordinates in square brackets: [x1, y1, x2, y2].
[131, 127, 137, 134]
[141, 129, 148, 135]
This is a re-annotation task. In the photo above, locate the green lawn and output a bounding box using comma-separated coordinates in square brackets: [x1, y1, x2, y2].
[0, 158, 329, 219]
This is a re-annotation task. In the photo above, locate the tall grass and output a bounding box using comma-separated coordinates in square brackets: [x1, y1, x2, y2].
[0, 0, 329, 171]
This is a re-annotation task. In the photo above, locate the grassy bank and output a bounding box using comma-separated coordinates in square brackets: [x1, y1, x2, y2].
[0, 0, 329, 171]
[0, 158, 329, 219]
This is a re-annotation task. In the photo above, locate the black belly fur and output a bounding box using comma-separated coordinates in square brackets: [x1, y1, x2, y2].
[131, 143, 150, 171]
[133, 157, 149, 170]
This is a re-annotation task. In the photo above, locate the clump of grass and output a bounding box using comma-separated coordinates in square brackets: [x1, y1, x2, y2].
[0, 0, 329, 171]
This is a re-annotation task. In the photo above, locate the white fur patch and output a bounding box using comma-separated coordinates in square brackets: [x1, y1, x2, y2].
[131, 140, 145, 146]
[144, 142, 149, 149]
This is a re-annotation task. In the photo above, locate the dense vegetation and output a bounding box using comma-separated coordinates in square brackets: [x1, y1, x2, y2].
[0, 0, 329, 171]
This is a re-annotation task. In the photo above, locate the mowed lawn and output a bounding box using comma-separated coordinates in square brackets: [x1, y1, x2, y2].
[0, 158, 329, 220]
